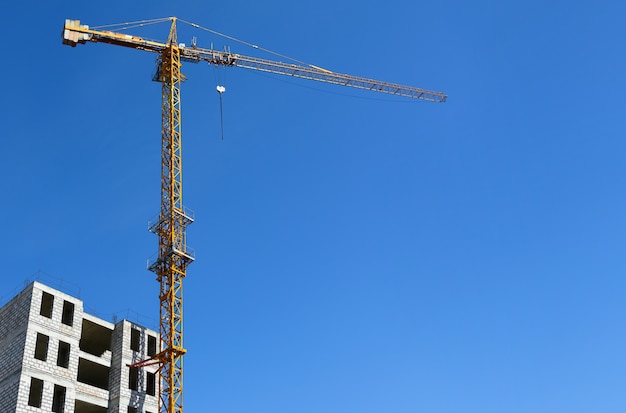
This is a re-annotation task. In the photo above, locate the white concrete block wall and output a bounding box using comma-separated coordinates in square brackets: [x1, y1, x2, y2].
[0, 283, 32, 413]
[1, 281, 159, 413]
[17, 282, 83, 413]
[109, 320, 159, 413]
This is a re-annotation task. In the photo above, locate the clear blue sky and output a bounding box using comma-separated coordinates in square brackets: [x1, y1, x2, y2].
[2, 1, 626, 412]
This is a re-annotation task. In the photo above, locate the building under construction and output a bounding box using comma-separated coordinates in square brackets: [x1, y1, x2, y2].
[0, 281, 159, 413]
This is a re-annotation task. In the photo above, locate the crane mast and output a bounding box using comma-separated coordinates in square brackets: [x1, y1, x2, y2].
[151, 19, 189, 413]
[62, 17, 446, 413]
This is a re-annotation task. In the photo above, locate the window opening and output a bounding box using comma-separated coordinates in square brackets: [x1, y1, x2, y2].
[28, 377, 44, 408]
[34, 333, 49, 361]
[40, 292, 54, 318]
[57, 341, 71, 368]
[146, 371, 156, 396]
[52, 384, 66, 413]
[128, 407, 138, 413]
[130, 328, 141, 351]
[147, 334, 157, 356]
[129, 367, 139, 391]
[62, 301, 75, 326]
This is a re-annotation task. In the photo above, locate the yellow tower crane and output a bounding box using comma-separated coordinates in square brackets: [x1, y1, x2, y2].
[62, 16, 446, 413]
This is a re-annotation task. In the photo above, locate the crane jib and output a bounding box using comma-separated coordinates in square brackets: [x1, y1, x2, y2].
[62, 19, 447, 103]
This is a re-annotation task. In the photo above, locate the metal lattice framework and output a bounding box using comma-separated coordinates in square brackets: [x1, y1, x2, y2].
[156, 35, 187, 413]
[62, 18, 447, 103]
[62, 16, 445, 413]
[188, 51, 446, 102]
[141, 19, 193, 413]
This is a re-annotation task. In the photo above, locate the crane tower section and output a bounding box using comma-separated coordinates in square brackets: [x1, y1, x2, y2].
[147, 19, 192, 413]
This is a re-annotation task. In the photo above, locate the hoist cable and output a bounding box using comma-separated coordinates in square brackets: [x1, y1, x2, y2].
[219, 92, 225, 141]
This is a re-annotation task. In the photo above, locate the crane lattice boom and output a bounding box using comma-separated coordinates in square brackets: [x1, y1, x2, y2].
[63, 19, 447, 102]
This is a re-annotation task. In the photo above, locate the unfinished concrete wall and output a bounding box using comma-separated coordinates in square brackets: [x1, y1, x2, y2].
[109, 320, 159, 413]
[15, 282, 84, 413]
[1, 281, 159, 413]
[0, 283, 32, 412]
